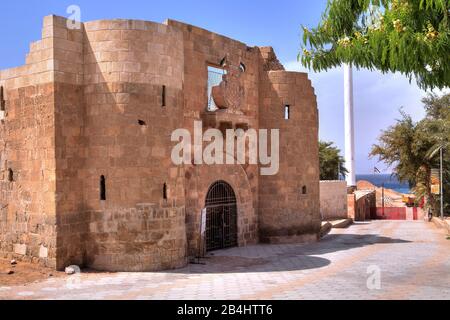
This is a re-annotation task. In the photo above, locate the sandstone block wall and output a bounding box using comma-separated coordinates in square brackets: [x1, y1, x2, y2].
[348, 190, 376, 221]
[354, 191, 376, 221]
[1, 16, 188, 271]
[258, 71, 321, 244]
[320, 181, 348, 221]
[0, 82, 57, 267]
[347, 194, 356, 220]
[0, 16, 58, 267]
[0, 15, 321, 271]
[59, 17, 187, 270]
[86, 204, 186, 272]
[184, 164, 257, 256]
[166, 20, 260, 255]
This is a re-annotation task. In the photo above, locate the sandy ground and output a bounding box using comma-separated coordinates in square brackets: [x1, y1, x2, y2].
[0, 259, 65, 286]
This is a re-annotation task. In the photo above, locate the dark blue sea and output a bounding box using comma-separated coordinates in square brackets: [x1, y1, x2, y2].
[356, 174, 411, 194]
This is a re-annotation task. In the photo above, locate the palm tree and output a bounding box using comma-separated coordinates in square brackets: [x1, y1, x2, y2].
[319, 141, 348, 181]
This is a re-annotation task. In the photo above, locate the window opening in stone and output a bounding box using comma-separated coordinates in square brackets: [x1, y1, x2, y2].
[0, 86, 5, 111]
[219, 57, 227, 68]
[8, 169, 13, 182]
[162, 85, 166, 107]
[100, 175, 106, 200]
[207, 66, 227, 111]
[163, 183, 168, 200]
[285, 105, 290, 120]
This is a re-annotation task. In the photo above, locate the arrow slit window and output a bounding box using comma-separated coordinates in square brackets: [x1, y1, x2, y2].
[285, 105, 290, 120]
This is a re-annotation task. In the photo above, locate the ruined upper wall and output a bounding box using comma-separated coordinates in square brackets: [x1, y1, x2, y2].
[0, 17, 57, 89]
[258, 71, 320, 244]
[259, 47, 285, 72]
[0, 16, 64, 268]
[166, 19, 261, 119]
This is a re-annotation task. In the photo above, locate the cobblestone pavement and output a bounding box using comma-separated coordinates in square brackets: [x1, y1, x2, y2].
[1, 221, 449, 300]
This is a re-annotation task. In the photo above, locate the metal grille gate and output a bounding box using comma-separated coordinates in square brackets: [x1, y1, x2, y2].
[205, 181, 238, 252]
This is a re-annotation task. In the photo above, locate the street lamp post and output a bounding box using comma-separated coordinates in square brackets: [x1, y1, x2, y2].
[382, 182, 385, 217]
[440, 146, 444, 220]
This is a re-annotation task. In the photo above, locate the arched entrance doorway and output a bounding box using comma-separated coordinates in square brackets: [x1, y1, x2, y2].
[205, 181, 238, 251]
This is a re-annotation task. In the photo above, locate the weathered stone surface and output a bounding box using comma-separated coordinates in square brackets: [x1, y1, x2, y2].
[320, 181, 348, 220]
[258, 71, 321, 244]
[348, 190, 376, 221]
[0, 15, 320, 272]
[39, 245, 48, 258]
[14, 244, 27, 256]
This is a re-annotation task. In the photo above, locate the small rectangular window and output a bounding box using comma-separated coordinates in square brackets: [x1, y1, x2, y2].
[100, 175, 106, 201]
[284, 105, 290, 120]
[162, 85, 166, 107]
[0, 86, 5, 111]
[163, 183, 168, 200]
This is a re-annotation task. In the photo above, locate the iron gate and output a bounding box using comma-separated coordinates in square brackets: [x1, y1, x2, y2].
[205, 181, 238, 251]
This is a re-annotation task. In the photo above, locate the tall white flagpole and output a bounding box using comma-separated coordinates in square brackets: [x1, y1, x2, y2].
[344, 63, 356, 187]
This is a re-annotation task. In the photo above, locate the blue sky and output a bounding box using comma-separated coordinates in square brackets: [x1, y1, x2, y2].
[0, 0, 435, 173]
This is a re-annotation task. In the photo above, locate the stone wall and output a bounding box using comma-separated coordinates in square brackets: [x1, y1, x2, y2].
[0, 15, 321, 271]
[258, 71, 321, 244]
[59, 17, 187, 270]
[165, 20, 260, 255]
[0, 83, 57, 267]
[0, 15, 58, 267]
[1, 16, 189, 271]
[348, 190, 376, 221]
[347, 194, 356, 220]
[49, 16, 87, 269]
[86, 204, 186, 272]
[320, 181, 348, 221]
[184, 164, 257, 256]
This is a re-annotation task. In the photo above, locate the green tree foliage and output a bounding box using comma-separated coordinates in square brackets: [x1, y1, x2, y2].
[319, 141, 348, 180]
[371, 93, 450, 215]
[300, 0, 449, 90]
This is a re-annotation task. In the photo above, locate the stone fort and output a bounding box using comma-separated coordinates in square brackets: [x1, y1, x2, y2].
[0, 15, 320, 271]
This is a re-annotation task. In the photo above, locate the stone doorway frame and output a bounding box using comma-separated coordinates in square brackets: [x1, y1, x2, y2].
[204, 180, 238, 251]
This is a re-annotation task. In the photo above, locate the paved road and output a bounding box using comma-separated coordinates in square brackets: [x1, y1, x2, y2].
[1, 220, 449, 300]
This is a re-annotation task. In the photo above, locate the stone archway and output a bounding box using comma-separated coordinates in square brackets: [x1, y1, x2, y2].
[205, 180, 238, 251]
[184, 163, 258, 256]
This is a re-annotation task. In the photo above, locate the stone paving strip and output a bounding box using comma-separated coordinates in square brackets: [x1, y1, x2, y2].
[244, 221, 399, 299]
[0, 220, 448, 300]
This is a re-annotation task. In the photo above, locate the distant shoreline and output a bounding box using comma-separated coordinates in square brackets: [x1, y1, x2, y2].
[356, 174, 411, 194]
